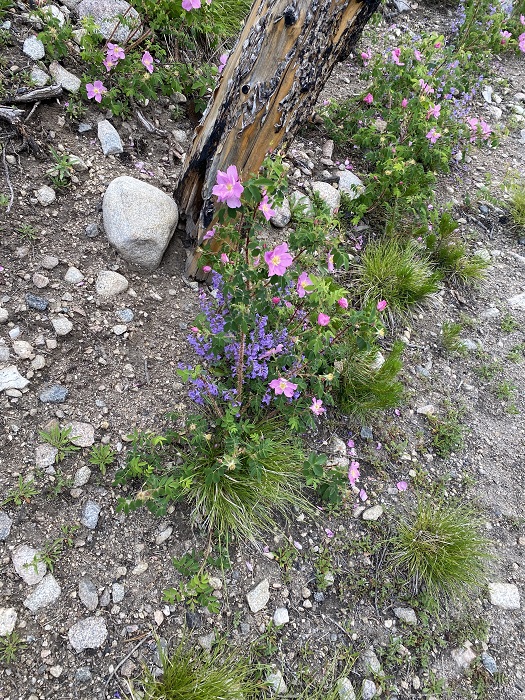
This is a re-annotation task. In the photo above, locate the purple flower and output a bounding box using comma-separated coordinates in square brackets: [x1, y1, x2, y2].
[141, 51, 154, 74]
[296, 271, 313, 298]
[264, 243, 293, 277]
[212, 165, 244, 208]
[86, 81, 107, 103]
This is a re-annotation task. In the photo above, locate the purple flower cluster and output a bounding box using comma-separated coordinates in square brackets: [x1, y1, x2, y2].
[224, 315, 291, 381]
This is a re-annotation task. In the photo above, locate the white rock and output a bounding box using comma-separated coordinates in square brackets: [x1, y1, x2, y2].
[270, 198, 291, 228]
[362, 505, 384, 521]
[52, 315, 73, 336]
[338, 170, 365, 199]
[508, 292, 525, 311]
[30, 66, 49, 87]
[12, 545, 47, 585]
[361, 679, 377, 700]
[198, 632, 215, 651]
[311, 181, 341, 215]
[0, 608, 17, 636]
[0, 308, 8, 324]
[393, 606, 417, 624]
[0, 366, 29, 392]
[103, 176, 179, 269]
[77, 0, 140, 42]
[49, 61, 81, 92]
[35, 443, 58, 469]
[69, 155, 89, 172]
[155, 527, 173, 545]
[488, 582, 520, 609]
[24, 574, 61, 611]
[97, 120, 123, 156]
[337, 677, 356, 700]
[246, 579, 270, 613]
[64, 266, 85, 283]
[481, 85, 493, 104]
[273, 607, 289, 626]
[35, 185, 56, 206]
[23, 35, 45, 60]
[12, 341, 33, 360]
[44, 4, 66, 25]
[95, 270, 129, 297]
[65, 421, 95, 447]
[68, 617, 107, 651]
[488, 105, 502, 120]
[451, 646, 477, 671]
[73, 466, 92, 487]
[266, 669, 287, 695]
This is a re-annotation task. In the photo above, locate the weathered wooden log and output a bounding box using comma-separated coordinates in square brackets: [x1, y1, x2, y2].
[175, 0, 380, 275]
[8, 84, 63, 104]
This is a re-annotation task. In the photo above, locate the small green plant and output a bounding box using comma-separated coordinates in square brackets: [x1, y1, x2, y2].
[495, 380, 516, 401]
[38, 424, 80, 463]
[390, 497, 491, 598]
[28, 525, 79, 574]
[2, 475, 39, 506]
[0, 193, 9, 208]
[274, 540, 300, 583]
[475, 352, 503, 381]
[164, 573, 220, 614]
[137, 639, 261, 700]
[0, 0, 14, 20]
[428, 404, 466, 457]
[46, 470, 74, 498]
[508, 177, 525, 229]
[46, 149, 75, 189]
[441, 321, 467, 355]
[500, 313, 519, 332]
[353, 238, 441, 318]
[507, 343, 525, 363]
[0, 632, 26, 664]
[89, 444, 116, 475]
[15, 224, 38, 241]
[37, 15, 73, 60]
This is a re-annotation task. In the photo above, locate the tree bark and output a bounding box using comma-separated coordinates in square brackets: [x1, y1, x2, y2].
[175, 0, 380, 276]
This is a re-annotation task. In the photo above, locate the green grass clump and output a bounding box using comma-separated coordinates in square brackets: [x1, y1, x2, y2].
[138, 641, 260, 700]
[441, 321, 467, 355]
[337, 340, 405, 419]
[353, 238, 441, 318]
[390, 498, 491, 598]
[428, 404, 466, 457]
[509, 178, 525, 229]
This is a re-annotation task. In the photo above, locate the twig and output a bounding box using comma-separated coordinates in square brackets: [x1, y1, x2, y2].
[2, 141, 14, 214]
[24, 101, 40, 123]
[104, 632, 152, 692]
[324, 614, 353, 640]
[8, 84, 63, 104]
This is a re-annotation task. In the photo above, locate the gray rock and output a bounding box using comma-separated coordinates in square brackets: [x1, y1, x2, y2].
[451, 646, 476, 671]
[51, 315, 73, 336]
[394, 606, 417, 624]
[266, 669, 287, 695]
[115, 308, 134, 323]
[360, 425, 373, 439]
[270, 198, 291, 228]
[35, 443, 58, 469]
[49, 61, 81, 93]
[155, 526, 173, 545]
[289, 190, 313, 216]
[337, 677, 356, 700]
[392, 0, 410, 10]
[41, 254, 59, 269]
[85, 222, 99, 237]
[338, 170, 365, 199]
[0, 344, 9, 362]
[488, 105, 502, 120]
[69, 155, 88, 173]
[103, 176, 179, 269]
[12, 545, 47, 585]
[64, 266, 84, 283]
[482, 85, 493, 104]
[362, 505, 384, 521]
[359, 648, 382, 675]
[0, 512, 13, 540]
[462, 338, 480, 351]
[79, 578, 99, 611]
[95, 270, 129, 297]
[35, 185, 56, 206]
[273, 607, 289, 626]
[246, 579, 270, 613]
[112, 582, 125, 603]
[30, 66, 50, 87]
[361, 679, 377, 700]
[23, 35, 45, 60]
[75, 667, 93, 683]
[508, 291, 525, 310]
[97, 120, 123, 156]
[68, 617, 107, 652]
[78, 122, 93, 134]
[66, 421, 95, 447]
[481, 652, 498, 674]
[39, 384, 68, 403]
[24, 574, 61, 611]
[0, 308, 8, 324]
[198, 632, 215, 652]
[0, 366, 29, 392]
[112, 324, 127, 335]
[311, 181, 340, 215]
[480, 307, 500, 320]
[44, 4, 66, 25]
[73, 466, 91, 488]
[26, 293, 49, 311]
[78, 0, 140, 42]
[13, 341, 33, 359]
[488, 582, 520, 609]
[0, 608, 17, 636]
[81, 501, 101, 529]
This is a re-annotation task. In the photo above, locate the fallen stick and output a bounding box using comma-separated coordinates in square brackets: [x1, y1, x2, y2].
[7, 84, 63, 104]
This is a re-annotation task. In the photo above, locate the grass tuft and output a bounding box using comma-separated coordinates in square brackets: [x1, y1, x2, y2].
[353, 238, 441, 319]
[390, 498, 491, 598]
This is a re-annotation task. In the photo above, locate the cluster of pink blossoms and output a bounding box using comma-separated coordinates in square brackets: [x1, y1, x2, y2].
[182, 0, 212, 9]
[103, 42, 125, 72]
[86, 46, 155, 104]
[467, 117, 491, 142]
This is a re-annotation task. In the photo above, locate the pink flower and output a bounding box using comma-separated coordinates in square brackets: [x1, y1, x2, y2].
[272, 297, 280, 304]
[338, 297, 348, 309]
[391, 47, 404, 65]
[419, 79, 434, 95]
[347, 439, 354, 448]
[269, 377, 298, 398]
[203, 228, 215, 241]
[317, 313, 330, 326]
[220, 253, 229, 263]
[191, 326, 200, 333]
[348, 460, 360, 486]
[264, 242, 293, 277]
[363, 92, 374, 104]
[310, 398, 326, 416]
[258, 194, 276, 221]
[480, 120, 491, 139]
[361, 49, 371, 65]
[297, 271, 313, 298]
[521, 14, 525, 24]
[426, 103, 441, 119]
[202, 265, 212, 273]
[86, 81, 107, 103]
[182, 0, 201, 9]
[325, 528, 334, 538]
[500, 30, 512, 44]
[103, 56, 116, 72]
[141, 51, 154, 74]
[376, 299, 387, 311]
[218, 53, 228, 73]
[359, 489, 368, 502]
[396, 481, 408, 492]
[327, 252, 335, 271]
[401, 98, 408, 108]
[426, 128, 441, 144]
[434, 41, 442, 48]
[107, 43, 125, 61]
[519, 33, 525, 52]
[414, 49, 422, 61]
[212, 165, 244, 208]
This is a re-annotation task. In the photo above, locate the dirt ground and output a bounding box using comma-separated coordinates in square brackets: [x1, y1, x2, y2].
[0, 2, 525, 699]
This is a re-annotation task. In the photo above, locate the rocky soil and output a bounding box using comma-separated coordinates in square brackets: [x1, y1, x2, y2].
[0, 1, 525, 700]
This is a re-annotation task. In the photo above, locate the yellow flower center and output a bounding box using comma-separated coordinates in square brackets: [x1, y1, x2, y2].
[271, 254, 281, 265]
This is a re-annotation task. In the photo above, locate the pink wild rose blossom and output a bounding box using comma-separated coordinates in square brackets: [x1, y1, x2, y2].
[338, 297, 349, 309]
[296, 271, 313, 298]
[391, 47, 404, 65]
[212, 165, 244, 208]
[500, 30, 512, 44]
[348, 460, 360, 486]
[310, 398, 326, 416]
[317, 313, 330, 326]
[376, 299, 387, 311]
[269, 377, 298, 398]
[401, 97, 408, 108]
[363, 92, 374, 104]
[182, 0, 201, 9]
[327, 252, 335, 271]
[202, 265, 212, 273]
[426, 127, 441, 144]
[86, 81, 107, 103]
[361, 49, 371, 65]
[396, 480, 408, 491]
[220, 253, 229, 264]
[107, 43, 125, 60]
[426, 103, 441, 119]
[414, 49, 422, 61]
[202, 228, 215, 241]
[103, 57, 116, 72]
[141, 51, 154, 73]
[218, 53, 229, 73]
[258, 194, 276, 221]
[264, 242, 293, 277]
